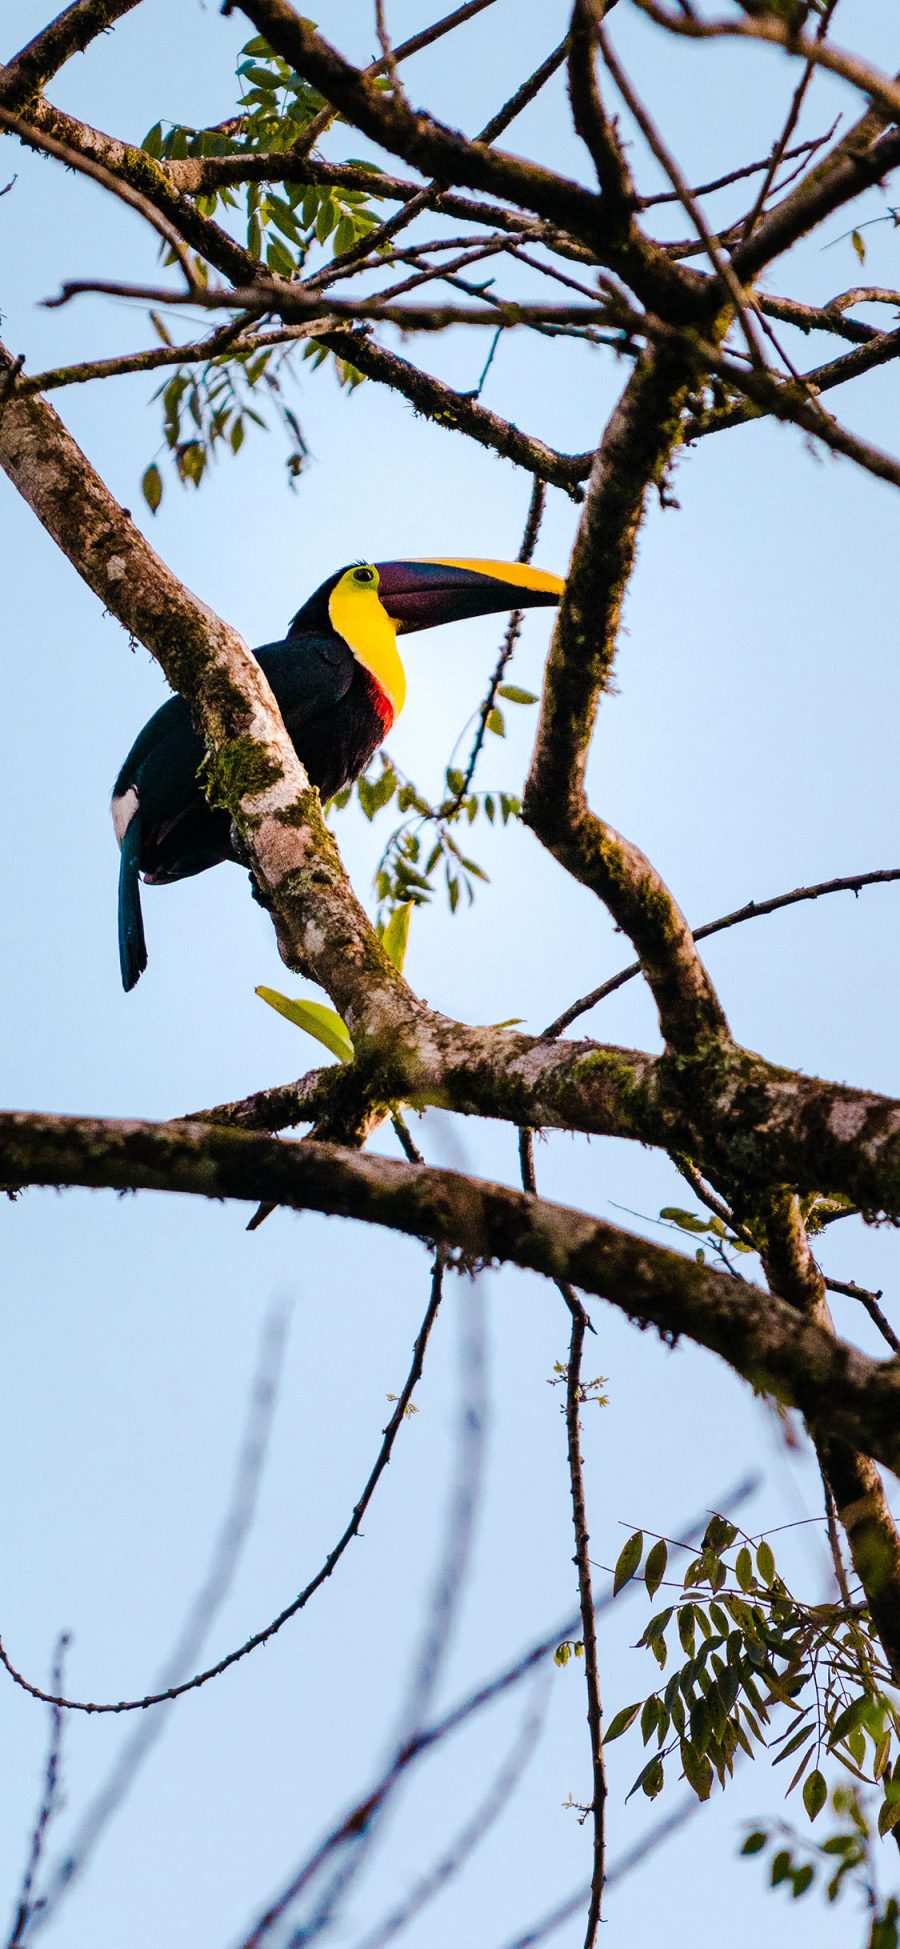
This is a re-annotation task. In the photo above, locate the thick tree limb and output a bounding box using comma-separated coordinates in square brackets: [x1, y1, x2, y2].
[233, 0, 707, 317]
[524, 344, 728, 1052]
[759, 1190, 900, 1686]
[0, 0, 141, 111]
[5, 1109, 900, 1473]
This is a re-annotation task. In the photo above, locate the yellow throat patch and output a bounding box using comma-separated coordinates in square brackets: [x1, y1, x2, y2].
[328, 565, 406, 717]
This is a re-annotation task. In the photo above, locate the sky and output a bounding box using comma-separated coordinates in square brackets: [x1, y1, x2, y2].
[2, 1, 900, 1945]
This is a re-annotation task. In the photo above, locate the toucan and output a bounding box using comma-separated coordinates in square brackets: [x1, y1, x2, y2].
[112, 557, 564, 990]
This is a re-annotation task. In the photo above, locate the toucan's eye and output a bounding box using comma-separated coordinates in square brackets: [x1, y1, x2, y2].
[353, 566, 376, 584]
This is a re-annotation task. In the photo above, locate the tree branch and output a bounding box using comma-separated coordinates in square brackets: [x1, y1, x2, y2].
[758, 1189, 900, 1687]
[0, 0, 141, 111]
[544, 868, 900, 1036]
[233, 0, 707, 317]
[524, 343, 729, 1052]
[5, 1109, 900, 1472]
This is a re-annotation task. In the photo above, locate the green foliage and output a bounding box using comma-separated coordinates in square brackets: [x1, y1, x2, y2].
[324, 644, 541, 924]
[140, 34, 380, 497]
[554, 1639, 585, 1667]
[255, 986, 354, 1063]
[604, 1518, 900, 1831]
[378, 901, 413, 973]
[328, 751, 520, 924]
[546, 1360, 609, 1410]
[614, 1531, 644, 1596]
[741, 1785, 900, 1937]
[659, 1203, 754, 1275]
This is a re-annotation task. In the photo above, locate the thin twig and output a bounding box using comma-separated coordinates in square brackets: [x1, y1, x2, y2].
[302, 38, 568, 295]
[824, 1278, 900, 1355]
[493, 1792, 703, 1949]
[445, 477, 546, 814]
[564, 1298, 607, 1946]
[822, 1474, 856, 1612]
[351, 1680, 549, 1949]
[240, 1266, 487, 1949]
[596, 28, 766, 368]
[544, 867, 900, 1037]
[740, 0, 841, 243]
[638, 125, 837, 208]
[6, 1636, 68, 1949]
[0, 106, 196, 282]
[0, 1270, 443, 1716]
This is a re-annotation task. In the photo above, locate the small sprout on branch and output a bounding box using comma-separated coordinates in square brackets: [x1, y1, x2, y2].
[255, 987, 355, 1064]
[555, 1641, 586, 1667]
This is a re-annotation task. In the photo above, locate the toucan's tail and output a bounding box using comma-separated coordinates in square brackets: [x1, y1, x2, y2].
[118, 809, 147, 991]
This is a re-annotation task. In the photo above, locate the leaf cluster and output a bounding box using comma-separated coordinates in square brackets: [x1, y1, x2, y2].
[742, 1783, 900, 1936]
[329, 714, 529, 924]
[140, 35, 380, 498]
[606, 1520, 900, 1824]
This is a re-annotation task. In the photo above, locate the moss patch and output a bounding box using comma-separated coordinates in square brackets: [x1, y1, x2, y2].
[202, 737, 283, 816]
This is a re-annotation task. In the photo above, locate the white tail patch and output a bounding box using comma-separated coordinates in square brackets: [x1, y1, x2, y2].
[111, 786, 139, 846]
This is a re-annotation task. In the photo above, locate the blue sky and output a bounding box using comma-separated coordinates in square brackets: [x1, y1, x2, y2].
[2, 2, 899, 1944]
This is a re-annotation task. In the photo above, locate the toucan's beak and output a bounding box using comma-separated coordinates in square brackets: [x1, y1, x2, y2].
[374, 558, 564, 633]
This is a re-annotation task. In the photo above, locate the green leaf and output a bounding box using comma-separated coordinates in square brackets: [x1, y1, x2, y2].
[829, 1697, 869, 1746]
[735, 1546, 754, 1593]
[851, 228, 866, 265]
[681, 1738, 713, 1801]
[880, 1793, 900, 1839]
[741, 1830, 767, 1856]
[756, 1540, 775, 1586]
[606, 1701, 641, 1742]
[149, 310, 173, 347]
[613, 1530, 643, 1595]
[266, 236, 297, 278]
[497, 685, 537, 705]
[628, 1755, 664, 1801]
[803, 1769, 827, 1821]
[380, 902, 413, 972]
[792, 1865, 815, 1897]
[645, 1539, 668, 1600]
[660, 1207, 709, 1234]
[255, 988, 354, 1063]
[316, 195, 338, 243]
[847, 1726, 866, 1767]
[141, 463, 162, 512]
[677, 1605, 696, 1656]
[333, 214, 356, 254]
[486, 707, 505, 737]
[641, 1695, 659, 1745]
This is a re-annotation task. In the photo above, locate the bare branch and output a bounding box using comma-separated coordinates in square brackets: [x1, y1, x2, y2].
[544, 867, 900, 1036]
[233, 0, 705, 315]
[524, 344, 729, 1052]
[0, 0, 141, 111]
[567, 0, 634, 218]
[0, 105, 196, 280]
[0, 1259, 443, 1715]
[5, 1110, 900, 1471]
[563, 1296, 607, 1944]
[629, 1, 900, 127]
